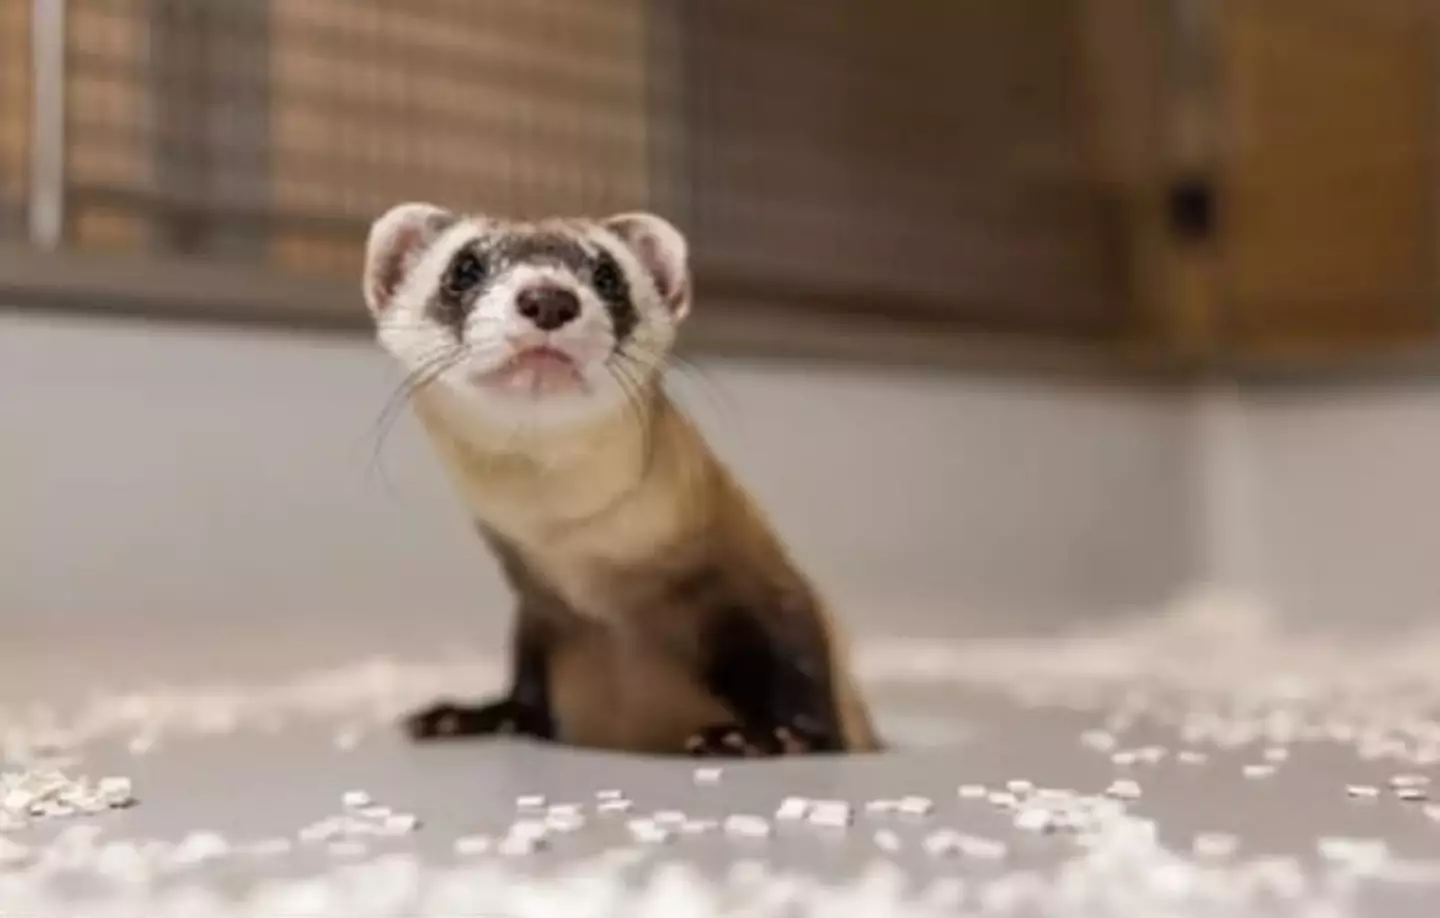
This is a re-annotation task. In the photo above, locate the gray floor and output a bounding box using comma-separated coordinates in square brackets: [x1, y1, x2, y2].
[4, 601, 1440, 916]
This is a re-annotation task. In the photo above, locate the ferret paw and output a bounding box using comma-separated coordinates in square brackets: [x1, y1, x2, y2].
[684, 722, 797, 758]
[403, 698, 546, 742]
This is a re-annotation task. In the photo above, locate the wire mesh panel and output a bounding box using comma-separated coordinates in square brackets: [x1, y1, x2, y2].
[673, 0, 1137, 338]
[63, 0, 655, 276]
[0, 0, 30, 239]
[46, 0, 1146, 340]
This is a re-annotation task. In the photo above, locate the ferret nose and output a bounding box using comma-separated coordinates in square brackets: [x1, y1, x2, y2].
[516, 284, 580, 331]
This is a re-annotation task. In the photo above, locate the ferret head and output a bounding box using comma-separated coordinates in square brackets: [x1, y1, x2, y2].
[362, 204, 691, 431]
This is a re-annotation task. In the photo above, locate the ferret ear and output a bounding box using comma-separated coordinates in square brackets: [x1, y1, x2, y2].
[602, 212, 691, 320]
[363, 202, 457, 316]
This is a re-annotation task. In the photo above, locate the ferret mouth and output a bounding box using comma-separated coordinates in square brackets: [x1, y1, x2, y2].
[469, 346, 588, 396]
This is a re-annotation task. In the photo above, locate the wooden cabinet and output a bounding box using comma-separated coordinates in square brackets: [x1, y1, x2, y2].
[1216, 0, 1439, 354]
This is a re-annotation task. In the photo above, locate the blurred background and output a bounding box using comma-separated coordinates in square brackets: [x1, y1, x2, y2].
[4, 0, 1440, 674]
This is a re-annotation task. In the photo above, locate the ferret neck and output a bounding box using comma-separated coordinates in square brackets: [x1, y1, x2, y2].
[413, 381, 689, 514]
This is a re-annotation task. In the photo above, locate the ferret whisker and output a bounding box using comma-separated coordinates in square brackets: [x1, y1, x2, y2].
[358, 345, 458, 461]
[671, 355, 736, 427]
[615, 347, 716, 515]
[605, 358, 656, 480]
[364, 346, 469, 490]
[627, 344, 734, 430]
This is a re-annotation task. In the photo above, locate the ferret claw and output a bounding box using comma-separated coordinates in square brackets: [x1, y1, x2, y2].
[403, 698, 545, 742]
[685, 722, 801, 758]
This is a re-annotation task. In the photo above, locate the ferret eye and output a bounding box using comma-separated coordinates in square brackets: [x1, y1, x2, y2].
[444, 250, 488, 297]
[591, 253, 627, 302]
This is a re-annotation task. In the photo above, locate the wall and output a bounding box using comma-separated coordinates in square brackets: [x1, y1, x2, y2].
[1217, 382, 1440, 629]
[0, 310, 1198, 678]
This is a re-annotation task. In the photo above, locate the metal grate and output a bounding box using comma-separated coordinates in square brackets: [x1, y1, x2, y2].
[676, 1, 1136, 337]
[28, 0, 1145, 340]
[62, 0, 655, 275]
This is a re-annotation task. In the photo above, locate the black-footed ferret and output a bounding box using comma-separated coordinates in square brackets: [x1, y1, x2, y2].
[361, 203, 880, 757]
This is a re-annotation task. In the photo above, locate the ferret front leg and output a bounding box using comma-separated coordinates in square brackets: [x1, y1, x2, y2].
[404, 617, 555, 743]
[688, 606, 844, 757]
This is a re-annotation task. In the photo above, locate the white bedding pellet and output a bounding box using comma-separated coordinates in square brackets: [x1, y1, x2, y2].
[627, 820, 672, 845]
[1193, 832, 1239, 859]
[3, 788, 34, 813]
[1105, 779, 1142, 800]
[723, 815, 772, 839]
[942, 831, 1007, 860]
[1391, 773, 1430, 788]
[1013, 808, 1053, 833]
[545, 812, 586, 833]
[873, 829, 902, 853]
[897, 796, 934, 817]
[1243, 764, 1277, 779]
[1317, 836, 1389, 866]
[808, 801, 853, 828]
[298, 819, 345, 844]
[923, 830, 964, 858]
[341, 790, 372, 809]
[987, 791, 1019, 809]
[863, 798, 897, 815]
[651, 809, 687, 826]
[1079, 729, 1117, 751]
[957, 784, 987, 799]
[595, 789, 625, 802]
[381, 813, 421, 835]
[497, 834, 547, 856]
[693, 767, 724, 784]
[681, 819, 717, 835]
[1396, 787, 1429, 801]
[776, 797, 812, 821]
[597, 799, 633, 815]
[33, 800, 75, 819]
[507, 819, 548, 840]
[1005, 779, 1035, 795]
[1177, 750, 1208, 765]
[1136, 746, 1167, 764]
[1263, 747, 1290, 763]
[1111, 750, 1139, 766]
[515, 794, 547, 811]
[1346, 784, 1380, 799]
[453, 835, 492, 856]
[97, 776, 134, 807]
